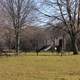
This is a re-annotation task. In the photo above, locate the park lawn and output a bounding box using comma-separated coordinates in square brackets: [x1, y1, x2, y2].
[0, 52, 80, 80]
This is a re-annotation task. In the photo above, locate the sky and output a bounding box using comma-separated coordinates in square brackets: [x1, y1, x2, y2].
[30, 0, 60, 27]
[32, 0, 79, 27]
[28, 0, 55, 27]
[0, 0, 59, 28]
[0, 0, 78, 28]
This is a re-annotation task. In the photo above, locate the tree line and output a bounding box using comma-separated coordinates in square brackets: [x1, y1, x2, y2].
[0, 0, 80, 55]
[0, 26, 51, 53]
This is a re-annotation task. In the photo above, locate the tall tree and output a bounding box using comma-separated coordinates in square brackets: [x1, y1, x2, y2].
[0, 0, 33, 54]
[36, 0, 80, 54]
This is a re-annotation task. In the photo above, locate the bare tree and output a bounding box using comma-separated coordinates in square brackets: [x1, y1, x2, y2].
[36, 0, 80, 54]
[0, 0, 33, 54]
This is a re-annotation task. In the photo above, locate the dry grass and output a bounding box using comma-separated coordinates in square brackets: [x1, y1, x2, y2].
[0, 52, 80, 80]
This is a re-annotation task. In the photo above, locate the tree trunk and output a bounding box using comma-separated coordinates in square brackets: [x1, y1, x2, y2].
[15, 29, 20, 55]
[71, 35, 78, 55]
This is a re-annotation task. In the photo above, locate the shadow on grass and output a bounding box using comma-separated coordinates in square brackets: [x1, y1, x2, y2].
[0, 51, 79, 57]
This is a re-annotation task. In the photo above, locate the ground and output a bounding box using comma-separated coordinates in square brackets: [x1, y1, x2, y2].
[0, 52, 80, 80]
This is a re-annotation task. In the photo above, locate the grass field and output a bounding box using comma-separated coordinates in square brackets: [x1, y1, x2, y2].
[0, 52, 80, 80]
